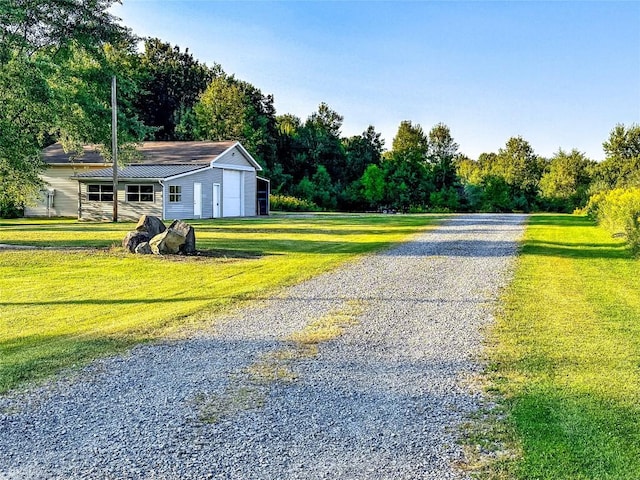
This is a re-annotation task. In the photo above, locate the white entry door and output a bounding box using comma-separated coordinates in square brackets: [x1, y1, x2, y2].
[222, 170, 242, 217]
[212, 183, 221, 218]
[193, 182, 202, 218]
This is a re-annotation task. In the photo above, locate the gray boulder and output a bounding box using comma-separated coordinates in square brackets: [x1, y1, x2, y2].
[134, 241, 152, 255]
[135, 215, 166, 238]
[149, 229, 186, 255]
[168, 219, 196, 254]
[123, 231, 150, 253]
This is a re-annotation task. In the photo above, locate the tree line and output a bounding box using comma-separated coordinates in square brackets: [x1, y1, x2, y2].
[1, 0, 639, 218]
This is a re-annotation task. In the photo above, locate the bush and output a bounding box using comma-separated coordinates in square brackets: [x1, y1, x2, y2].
[407, 205, 428, 214]
[582, 190, 607, 220]
[269, 194, 321, 212]
[0, 199, 23, 218]
[586, 188, 640, 254]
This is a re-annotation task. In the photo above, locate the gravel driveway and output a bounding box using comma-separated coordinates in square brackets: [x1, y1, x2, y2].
[0, 213, 526, 479]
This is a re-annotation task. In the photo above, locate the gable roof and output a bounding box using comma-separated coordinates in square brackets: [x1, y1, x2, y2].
[43, 140, 244, 166]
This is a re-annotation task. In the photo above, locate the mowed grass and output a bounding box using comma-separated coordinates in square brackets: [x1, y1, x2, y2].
[482, 214, 640, 479]
[0, 213, 441, 393]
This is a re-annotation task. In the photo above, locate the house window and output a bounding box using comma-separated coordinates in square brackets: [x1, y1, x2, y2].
[169, 185, 182, 203]
[126, 184, 154, 202]
[87, 184, 113, 202]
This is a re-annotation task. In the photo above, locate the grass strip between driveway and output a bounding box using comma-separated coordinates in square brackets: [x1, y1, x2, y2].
[472, 214, 640, 479]
[0, 213, 442, 394]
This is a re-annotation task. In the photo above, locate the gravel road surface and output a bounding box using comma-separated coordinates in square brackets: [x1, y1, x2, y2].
[0, 213, 526, 479]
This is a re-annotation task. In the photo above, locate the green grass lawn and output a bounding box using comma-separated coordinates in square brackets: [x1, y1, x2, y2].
[0, 213, 441, 393]
[479, 214, 640, 479]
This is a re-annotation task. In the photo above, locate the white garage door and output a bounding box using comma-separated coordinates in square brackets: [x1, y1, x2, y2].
[222, 170, 242, 217]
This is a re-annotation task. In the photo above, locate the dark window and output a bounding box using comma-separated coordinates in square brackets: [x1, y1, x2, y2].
[87, 184, 113, 202]
[126, 184, 154, 202]
[169, 185, 182, 203]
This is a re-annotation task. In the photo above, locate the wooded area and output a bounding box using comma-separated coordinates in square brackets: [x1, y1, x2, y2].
[1, 0, 639, 221]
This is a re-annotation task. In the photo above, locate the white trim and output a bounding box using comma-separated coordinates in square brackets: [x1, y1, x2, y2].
[256, 176, 270, 215]
[161, 165, 212, 182]
[211, 163, 255, 172]
[76, 177, 167, 182]
[213, 183, 221, 218]
[240, 171, 245, 216]
[160, 181, 166, 220]
[193, 182, 202, 218]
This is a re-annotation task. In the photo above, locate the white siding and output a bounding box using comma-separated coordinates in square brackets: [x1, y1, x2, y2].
[24, 166, 100, 217]
[164, 168, 222, 220]
[80, 182, 162, 222]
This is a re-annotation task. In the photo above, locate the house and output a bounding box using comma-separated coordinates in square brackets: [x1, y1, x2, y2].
[24, 141, 270, 221]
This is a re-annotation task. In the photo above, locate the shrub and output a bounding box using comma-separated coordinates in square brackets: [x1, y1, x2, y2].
[587, 188, 640, 254]
[407, 205, 428, 214]
[0, 199, 23, 218]
[269, 194, 321, 212]
[582, 190, 607, 220]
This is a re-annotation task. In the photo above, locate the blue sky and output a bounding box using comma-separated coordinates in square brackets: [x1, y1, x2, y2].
[111, 1, 640, 161]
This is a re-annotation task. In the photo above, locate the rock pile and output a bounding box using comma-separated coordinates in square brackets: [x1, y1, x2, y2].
[123, 215, 196, 255]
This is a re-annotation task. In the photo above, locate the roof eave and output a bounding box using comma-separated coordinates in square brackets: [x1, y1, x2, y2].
[74, 177, 166, 182]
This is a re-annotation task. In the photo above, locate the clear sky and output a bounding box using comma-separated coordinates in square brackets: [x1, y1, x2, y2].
[110, 0, 640, 161]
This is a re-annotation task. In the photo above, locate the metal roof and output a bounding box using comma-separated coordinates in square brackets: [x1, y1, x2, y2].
[73, 164, 208, 180]
[43, 141, 238, 165]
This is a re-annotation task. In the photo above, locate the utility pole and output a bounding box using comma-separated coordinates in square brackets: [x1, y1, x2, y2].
[111, 75, 118, 222]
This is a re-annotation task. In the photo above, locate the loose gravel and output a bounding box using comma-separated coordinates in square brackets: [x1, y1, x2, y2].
[0, 213, 526, 479]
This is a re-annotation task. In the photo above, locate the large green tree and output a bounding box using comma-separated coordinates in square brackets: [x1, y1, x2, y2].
[342, 125, 384, 184]
[360, 164, 385, 207]
[391, 120, 428, 162]
[193, 74, 277, 168]
[427, 123, 459, 190]
[494, 136, 542, 210]
[539, 149, 593, 211]
[594, 123, 640, 189]
[272, 113, 302, 190]
[0, 0, 144, 215]
[379, 120, 434, 211]
[299, 103, 345, 184]
[134, 38, 218, 140]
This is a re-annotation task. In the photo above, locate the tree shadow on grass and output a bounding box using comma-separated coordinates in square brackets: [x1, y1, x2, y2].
[522, 215, 633, 260]
[521, 241, 631, 260]
[527, 215, 595, 228]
